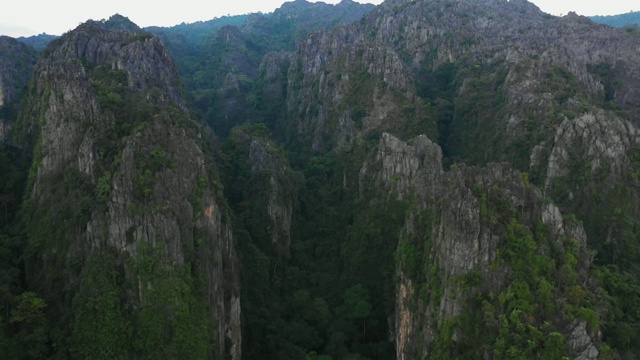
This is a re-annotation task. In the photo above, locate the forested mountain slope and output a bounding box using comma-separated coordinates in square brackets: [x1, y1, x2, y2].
[246, 0, 640, 357]
[154, 0, 376, 136]
[6, 15, 241, 359]
[1, 0, 640, 359]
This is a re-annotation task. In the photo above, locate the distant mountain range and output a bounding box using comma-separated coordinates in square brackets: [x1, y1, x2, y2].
[590, 11, 640, 27]
[14, 8, 640, 53]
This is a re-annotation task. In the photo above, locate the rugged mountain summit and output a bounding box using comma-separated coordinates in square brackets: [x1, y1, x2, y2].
[152, 0, 376, 136]
[14, 16, 240, 358]
[244, 0, 640, 358]
[364, 0, 640, 168]
[281, 26, 434, 151]
[275, 0, 640, 164]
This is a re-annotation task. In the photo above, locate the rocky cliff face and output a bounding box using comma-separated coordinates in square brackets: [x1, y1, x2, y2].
[246, 1, 635, 357]
[148, 0, 375, 139]
[359, 132, 442, 201]
[541, 110, 640, 316]
[248, 137, 295, 257]
[17, 17, 240, 359]
[281, 26, 434, 151]
[220, 125, 301, 357]
[359, 0, 640, 167]
[543, 111, 639, 187]
[359, 133, 599, 359]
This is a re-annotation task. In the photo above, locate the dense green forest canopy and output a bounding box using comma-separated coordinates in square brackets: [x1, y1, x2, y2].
[1, 1, 640, 359]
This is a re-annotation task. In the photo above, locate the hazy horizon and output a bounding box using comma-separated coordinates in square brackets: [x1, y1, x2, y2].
[1, 0, 638, 38]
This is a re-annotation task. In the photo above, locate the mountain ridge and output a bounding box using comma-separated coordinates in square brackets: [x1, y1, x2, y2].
[10, 18, 241, 359]
[1, 0, 640, 359]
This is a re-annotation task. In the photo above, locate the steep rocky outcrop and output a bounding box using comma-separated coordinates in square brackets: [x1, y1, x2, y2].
[258, 51, 291, 130]
[365, 0, 640, 109]
[234, 0, 640, 357]
[282, 26, 434, 151]
[148, 0, 376, 139]
[359, 132, 442, 201]
[366, 0, 640, 167]
[541, 110, 640, 314]
[242, 1, 637, 357]
[221, 125, 301, 357]
[359, 133, 599, 359]
[543, 111, 640, 190]
[43, 20, 184, 108]
[247, 137, 295, 256]
[16, 17, 240, 359]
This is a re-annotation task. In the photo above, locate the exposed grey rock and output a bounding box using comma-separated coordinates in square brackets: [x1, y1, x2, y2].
[337, 0, 640, 169]
[359, 133, 598, 359]
[19, 20, 241, 359]
[568, 320, 599, 360]
[545, 110, 640, 190]
[285, 27, 431, 151]
[360, 132, 442, 201]
[259, 51, 291, 117]
[46, 22, 185, 109]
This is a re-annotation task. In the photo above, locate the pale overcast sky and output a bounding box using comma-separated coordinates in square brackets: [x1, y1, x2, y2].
[0, 0, 638, 38]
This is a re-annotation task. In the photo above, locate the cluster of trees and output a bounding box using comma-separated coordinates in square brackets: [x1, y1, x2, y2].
[2, 2, 640, 359]
[221, 125, 406, 358]
[0, 143, 43, 357]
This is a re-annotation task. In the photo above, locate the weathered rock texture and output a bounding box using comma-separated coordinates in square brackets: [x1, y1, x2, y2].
[282, 27, 434, 151]
[542, 109, 640, 283]
[252, 1, 635, 357]
[18, 17, 240, 359]
[544, 110, 640, 190]
[273, 0, 640, 166]
[359, 132, 443, 201]
[359, 133, 598, 359]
